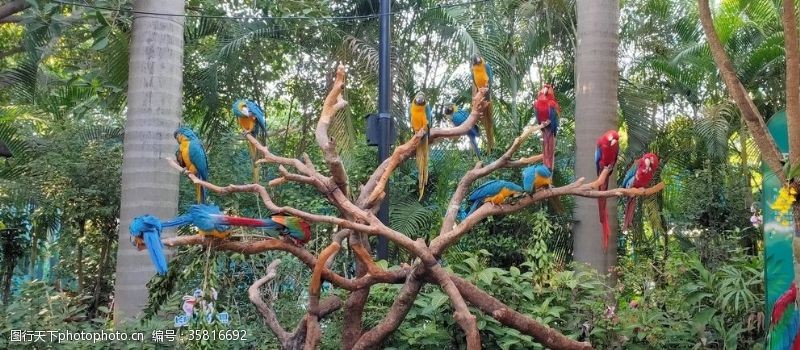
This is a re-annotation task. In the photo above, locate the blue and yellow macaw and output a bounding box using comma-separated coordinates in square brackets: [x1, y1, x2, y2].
[458, 180, 524, 220]
[471, 54, 494, 153]
[232, 99, 268, 183]
[522, 164, 552, 193]
[410, 92, 432, 200]
[174, 127, 210, 203]
[444, 103, 480, 159]
[130, 215, 167, 275]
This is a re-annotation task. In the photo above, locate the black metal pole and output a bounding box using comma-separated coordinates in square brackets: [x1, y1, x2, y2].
[376, 0, 391, 260]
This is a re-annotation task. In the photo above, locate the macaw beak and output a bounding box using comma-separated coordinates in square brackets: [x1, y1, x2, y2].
[610, 138, 617, 146]
[538, 86, 548, 95]
[415, 96, 425, 105]
[645, 157, 652, 171]
[471, 55, 481, 65]
[133, 236, 146, 251]
[444, 105, 454, 115]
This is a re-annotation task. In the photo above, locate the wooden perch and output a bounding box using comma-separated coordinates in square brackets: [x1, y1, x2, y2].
[156, 65, 659, 349]
[315, 64, 350, 195]
[248, 260, 342, 350]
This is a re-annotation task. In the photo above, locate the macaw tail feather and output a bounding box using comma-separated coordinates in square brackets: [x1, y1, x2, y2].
[542, 128, 555, 170]
[416, 134, 429, 200]
[483, 102, 494, 153]
[222, 216, 269, 227]
[457, 207, 468, 222]
[468, 135, 481, 159]
[598, 177, 611, 250]
[468, 200, 482, 217]
[195, 184, 207, 204]
[144, 232, 168, 275]
[247, 142, 261, 184]
[623, 198, 637, 231]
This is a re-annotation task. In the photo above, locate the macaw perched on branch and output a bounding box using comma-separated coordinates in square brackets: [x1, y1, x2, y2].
[130, 215, 168, 275]
[410, 92, 432, 200]
[471, 54, 494, 152]
[174, 127, 210, 203]
[522, 164, 552, 193]
[595, 130, 620, 250]
[458, 180, 524, 221]
[621, 153, 660, 231]
[533, 84, 560, 170]
[232, 99, 268, 183]
[444, 103, 481, 159]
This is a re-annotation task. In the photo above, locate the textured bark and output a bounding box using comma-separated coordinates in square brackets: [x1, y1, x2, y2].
[0, 0, 28, 22]
[697, 0, 786, 181]
[784, 0, 800, 169]
[248, 260, 342, 350]
[113, 0, 184, 323]
[573, 0, 620, 275]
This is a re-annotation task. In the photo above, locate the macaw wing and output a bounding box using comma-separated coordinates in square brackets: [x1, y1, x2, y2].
[426, 105, 433, 126]
[452, 109, 468, 126]
[188, 141, 209, 180]
[549, 106, 559, 134]
[271, 215, 311, 242]
[622, 165, 636, 189]
[468, 180, 503, 202]
[485, 61, 493, 89]
[522, 166, 536, 192]
[246, 100, 267, 131]
[595, 147, 602, 175]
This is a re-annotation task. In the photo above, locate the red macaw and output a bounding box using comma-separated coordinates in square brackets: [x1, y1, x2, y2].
[621, 153, 660, 231]
[410, 92, 432, 200]
[595, 130, 620, 250]
[533, 84, 560, 170]
[471, 54, 494, 152]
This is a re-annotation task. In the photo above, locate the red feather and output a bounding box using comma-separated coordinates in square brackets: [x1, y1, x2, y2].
[596, 130, 619, 250]
[623, 198, 637, 232]
[773, 283, 798, 325]
[222, 216, 267, 227]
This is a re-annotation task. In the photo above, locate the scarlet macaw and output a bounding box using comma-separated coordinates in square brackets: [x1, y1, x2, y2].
[129, 215, 167, 275]
[232, 99, 268, 183]
[410, 92, 432, 200]
[458, 180, 524, 220]
[471, 54, 494, 152]
[533, 84, 560, 170]
[595, 130, 620, 250]
[621, 153, 660, 231]
[174, 127, 210, 203]
[522, 164, 553, 193]
[444, 103, 480, 159]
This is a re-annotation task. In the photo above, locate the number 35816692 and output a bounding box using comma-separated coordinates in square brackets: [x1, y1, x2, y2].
[187, 329, 248, 341]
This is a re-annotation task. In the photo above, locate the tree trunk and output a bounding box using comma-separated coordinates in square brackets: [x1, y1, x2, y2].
[2, 256, 15, 305]
[112, 0, 184, 324]
[91, 236, 113, 318]
[573, 0, 620, 276]
[77, 220, 85, 292]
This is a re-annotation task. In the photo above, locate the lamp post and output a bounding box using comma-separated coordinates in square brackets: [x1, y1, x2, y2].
[376, 0, 393, 259]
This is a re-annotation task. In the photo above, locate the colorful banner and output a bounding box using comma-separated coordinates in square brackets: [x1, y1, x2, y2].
[763, 111, 800, 349]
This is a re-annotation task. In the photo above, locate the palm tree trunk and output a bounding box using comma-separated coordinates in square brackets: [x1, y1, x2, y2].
[112, 0, 184, 324]
[573, 0, 620, 276]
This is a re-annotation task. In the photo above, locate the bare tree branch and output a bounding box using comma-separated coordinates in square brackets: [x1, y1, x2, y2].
[248, 260, 342, 350]
[0, 0, 28, 22]
[315, 64, 350, 195]
[449, 274, 593, 350]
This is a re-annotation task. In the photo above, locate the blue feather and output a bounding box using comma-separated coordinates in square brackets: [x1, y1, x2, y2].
[594, 147, 602, 174]
[465, 180, 524, 216]
[144, 230, 167, 275]
[451, 108, 481, 158]
[129, 215, 167, 275]
[622, 165, 636, 189]
[245, 100, 268, 136]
